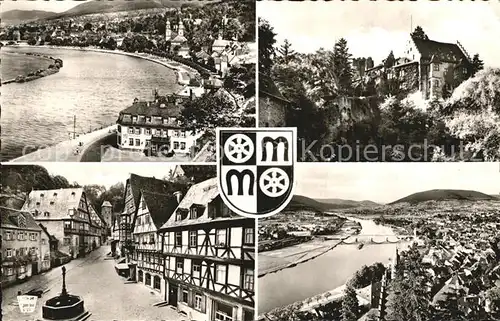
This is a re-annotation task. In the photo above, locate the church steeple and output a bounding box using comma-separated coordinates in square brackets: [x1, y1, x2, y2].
[178, 19, 184, 37]
[165, 19, 171, 39]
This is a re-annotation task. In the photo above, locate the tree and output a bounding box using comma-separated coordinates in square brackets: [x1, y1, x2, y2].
[277, 39, 296, 64]
[444, 68, 500, 160]
[27, 38, 37, 46]
[487, 286, 500, 318]
[223, 64, 255, 99]
[83, 22, 93, 31]
[179, 94, 240, 131]
[258, 18, 276, 75]
[341, 284, 359, 321]
[333, 38, 354, 95]
[384, 51, 396, 69]
[471, 53, 484, 76]
[411, 26, 429, 40]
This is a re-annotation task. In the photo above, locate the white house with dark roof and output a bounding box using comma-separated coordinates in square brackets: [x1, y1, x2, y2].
[21, 188, 93, 259]
[116, 94, 203, 157]
[158, 178, 255, 321]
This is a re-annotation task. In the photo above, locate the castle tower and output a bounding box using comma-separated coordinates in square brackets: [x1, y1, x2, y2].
[178, 19, 184, 37]
[101, 201, 113, 228]
[165, 19, 171, 39]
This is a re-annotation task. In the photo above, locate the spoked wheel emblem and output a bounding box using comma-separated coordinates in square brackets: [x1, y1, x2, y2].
[259, 168, 290, 198]
[224, 134, 254, 164]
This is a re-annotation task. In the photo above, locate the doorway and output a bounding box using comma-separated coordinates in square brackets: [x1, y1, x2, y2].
[169, 285, 178, 306]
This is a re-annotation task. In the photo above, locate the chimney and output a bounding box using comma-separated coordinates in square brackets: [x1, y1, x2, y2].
[173, 191, 183, 204]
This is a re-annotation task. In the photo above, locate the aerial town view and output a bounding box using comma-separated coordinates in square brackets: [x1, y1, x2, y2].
[1, 164, 255, 321]
[258, 163, 500, 321]
[258, 0, 500, 161]
[0, 0, 256, 162]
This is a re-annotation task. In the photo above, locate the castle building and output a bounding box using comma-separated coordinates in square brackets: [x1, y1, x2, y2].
[398, 35, 472, 100]
[158, 178, 255, 321]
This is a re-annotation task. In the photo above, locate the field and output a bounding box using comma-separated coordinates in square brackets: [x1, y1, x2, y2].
[1, 52, 53, 80]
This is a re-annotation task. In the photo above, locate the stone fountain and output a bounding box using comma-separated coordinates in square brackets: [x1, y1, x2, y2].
[42, 266, 87, 320]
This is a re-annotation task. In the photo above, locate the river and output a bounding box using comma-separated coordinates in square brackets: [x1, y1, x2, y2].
[258, 216, 410, 314]
[0, 47, 180, 161]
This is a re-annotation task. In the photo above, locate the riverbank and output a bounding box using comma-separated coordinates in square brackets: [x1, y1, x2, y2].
[1, 52, 63, 84]
[258, 237, 348, 277]
[10, 125, 116, 163]
[31, 45, 198, 85]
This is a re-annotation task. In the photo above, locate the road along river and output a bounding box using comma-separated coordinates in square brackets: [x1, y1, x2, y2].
[1, 46, 181, 161]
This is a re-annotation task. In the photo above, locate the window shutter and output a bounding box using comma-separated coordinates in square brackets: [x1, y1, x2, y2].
[188, 290, 193, 307]
[201, 295, 206, 313]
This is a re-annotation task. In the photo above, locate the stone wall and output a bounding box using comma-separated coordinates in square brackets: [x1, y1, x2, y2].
[258, 96, 287, 127]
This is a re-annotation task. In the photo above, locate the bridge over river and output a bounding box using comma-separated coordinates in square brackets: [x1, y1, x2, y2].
[322, 234, 415, 245]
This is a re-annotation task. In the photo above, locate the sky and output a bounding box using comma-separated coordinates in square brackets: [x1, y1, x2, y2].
[258, 0, 500, 67]
[1, 0, 86, 13]
[41, 163, 177, 189]
[0, 0, 87, 12]
[293, 163, 500, 204]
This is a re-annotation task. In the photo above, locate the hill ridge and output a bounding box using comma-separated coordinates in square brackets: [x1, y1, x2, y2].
[389, 189, 495, 205]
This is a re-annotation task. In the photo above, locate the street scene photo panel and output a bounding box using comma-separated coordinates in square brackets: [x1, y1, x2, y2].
[1, 164, 256, 321]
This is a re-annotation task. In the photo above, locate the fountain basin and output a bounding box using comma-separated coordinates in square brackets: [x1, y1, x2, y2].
[42, 294, 85, 320]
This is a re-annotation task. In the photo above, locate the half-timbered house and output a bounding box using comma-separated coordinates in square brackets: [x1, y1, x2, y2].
[130, 190, 180, 287]
[120, 174, 180, 251]
[159, 178, 255, 321]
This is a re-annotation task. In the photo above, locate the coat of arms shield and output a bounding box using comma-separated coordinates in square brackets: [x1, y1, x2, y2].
[217, 128, 296, 218]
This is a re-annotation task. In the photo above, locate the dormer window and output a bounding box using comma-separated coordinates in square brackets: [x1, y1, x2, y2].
[146, 117, 151, 123]
[132, 116, 138, 123]
[176, 212, 183, 221]
[40, 193, 44, 197]
[36, 202, 40, 206]
[190, 207, 197, 219]
[71, 192, 76, 196]
[44, 212, 50, 217]
[53, 193, 57, 197]
[50, 201, 55, 205]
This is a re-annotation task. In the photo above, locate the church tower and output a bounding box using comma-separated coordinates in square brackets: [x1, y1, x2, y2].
[178, 19, 184, 37]
[165, 19, 171, 39]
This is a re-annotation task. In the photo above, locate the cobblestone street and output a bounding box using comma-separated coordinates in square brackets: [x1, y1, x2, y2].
[2, 246, 186, 321]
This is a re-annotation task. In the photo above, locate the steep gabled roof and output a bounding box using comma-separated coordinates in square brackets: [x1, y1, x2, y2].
[38, 223, 58, 242]
[159, 178, 243, 230]
[259, 72, 289, 103]
[0, 206, 42, 231]
[21, 188, 85, 219]
[411, 37, 468, 63]
[141, 191, 178, 229]
[128, 174, 178, 208]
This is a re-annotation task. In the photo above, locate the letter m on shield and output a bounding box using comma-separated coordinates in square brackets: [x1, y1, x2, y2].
[217, 128, 297, 218]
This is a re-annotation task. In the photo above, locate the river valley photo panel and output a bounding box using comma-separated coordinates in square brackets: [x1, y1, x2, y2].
[258, 0, 500, 162]
[258, 162, 500, 321]
[1, 0, 256, 163]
